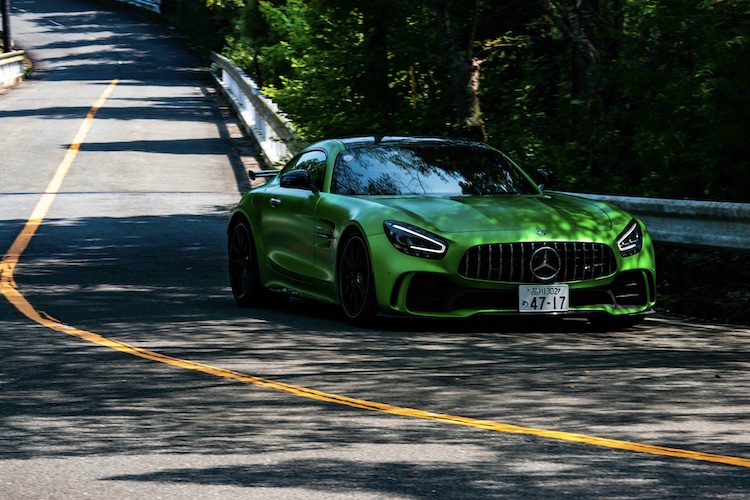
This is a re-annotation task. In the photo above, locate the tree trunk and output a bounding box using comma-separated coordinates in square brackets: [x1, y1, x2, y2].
[434, 0, 487, 142]
[361, 3, 393, 122]
[2, 0, 12, 52]
[542, 0, 601, 100]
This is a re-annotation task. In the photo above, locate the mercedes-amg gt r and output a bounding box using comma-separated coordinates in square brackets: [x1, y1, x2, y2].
[228, 136, 656, 328]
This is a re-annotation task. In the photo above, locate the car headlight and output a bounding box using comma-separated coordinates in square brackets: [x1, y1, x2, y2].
[617, 219, 643, 257]
[384, 221, 447, 259]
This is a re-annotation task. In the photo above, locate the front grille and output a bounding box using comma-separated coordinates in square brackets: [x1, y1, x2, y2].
[459, 242, 616, 283]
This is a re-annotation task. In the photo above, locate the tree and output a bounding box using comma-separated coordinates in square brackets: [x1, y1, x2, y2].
[208, 0, 749, 200]
[430, 0, 488, 141]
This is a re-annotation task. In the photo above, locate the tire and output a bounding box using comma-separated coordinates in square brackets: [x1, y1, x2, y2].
[228, 220, 287, 307]
[338, 232, 377, 325]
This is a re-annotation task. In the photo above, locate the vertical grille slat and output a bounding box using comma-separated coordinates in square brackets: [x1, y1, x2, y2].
[459, 242, 617, 283]
[499, 244, 505, 281]
[489, 244, 495, 280]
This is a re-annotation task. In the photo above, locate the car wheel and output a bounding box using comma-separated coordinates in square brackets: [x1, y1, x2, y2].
[338, 232, 376, 325]
[228, 220, 287, 307]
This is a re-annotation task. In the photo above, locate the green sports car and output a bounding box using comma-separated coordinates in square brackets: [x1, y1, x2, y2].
[228, 136, 656, 328]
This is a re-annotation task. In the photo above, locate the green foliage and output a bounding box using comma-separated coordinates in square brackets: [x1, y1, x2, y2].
[255, 0, 372, 138]
[204, 0, 749, 202]
[159, 0, 236, 50]
[656, 243, 750, 325]
[481, 0, 750, 202]
[592, 0, 750, 201]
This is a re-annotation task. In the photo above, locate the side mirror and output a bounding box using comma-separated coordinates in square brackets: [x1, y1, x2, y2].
[280, 169, 318, 193]
[536, 168, 560, 191]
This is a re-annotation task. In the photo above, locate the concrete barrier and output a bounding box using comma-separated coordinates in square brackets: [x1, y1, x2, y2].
[0, 50, 25, 88]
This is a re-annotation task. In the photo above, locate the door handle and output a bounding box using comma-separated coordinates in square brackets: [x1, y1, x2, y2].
[269, 197, 281, 208]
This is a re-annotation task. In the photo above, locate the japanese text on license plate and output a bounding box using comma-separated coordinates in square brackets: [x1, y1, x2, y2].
[518, 285, 569, 313]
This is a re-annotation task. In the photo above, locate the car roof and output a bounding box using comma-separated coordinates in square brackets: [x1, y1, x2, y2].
[335, 136, 491, 149]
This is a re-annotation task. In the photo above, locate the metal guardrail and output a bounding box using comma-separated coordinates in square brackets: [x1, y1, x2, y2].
[114, 0, 161, 13]
[573, 193, 750, 251]
[0, 50, 25, 88]
[210, 47, 750, 250]
[210, 52, 301, 165]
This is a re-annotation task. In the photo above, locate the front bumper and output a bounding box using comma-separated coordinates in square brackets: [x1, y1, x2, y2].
[368, 221, 657, 319]
[387, 269, 656, 318]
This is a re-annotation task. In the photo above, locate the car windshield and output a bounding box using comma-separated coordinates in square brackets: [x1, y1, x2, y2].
[330, 142, 538, 196]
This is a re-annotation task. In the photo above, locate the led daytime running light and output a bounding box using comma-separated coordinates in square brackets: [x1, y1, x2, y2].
[617, 220, 642, 257]
[384, 221, 447, 259]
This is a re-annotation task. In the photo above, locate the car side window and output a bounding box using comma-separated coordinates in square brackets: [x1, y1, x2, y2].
[285, 150, 327, 192]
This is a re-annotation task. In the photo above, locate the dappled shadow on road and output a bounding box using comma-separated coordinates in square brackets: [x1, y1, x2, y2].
[76, 137, 236, 155]
[0, 94, 217, 122]
[14, 0, 205, 83]
[2, 210, 750, 497]
[100, 454, 750, 499]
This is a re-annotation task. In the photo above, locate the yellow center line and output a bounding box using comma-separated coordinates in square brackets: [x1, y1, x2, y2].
[2, 80, 749, 470]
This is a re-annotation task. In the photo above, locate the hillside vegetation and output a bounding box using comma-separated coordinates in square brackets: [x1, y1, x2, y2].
[168, 0, 750, 202]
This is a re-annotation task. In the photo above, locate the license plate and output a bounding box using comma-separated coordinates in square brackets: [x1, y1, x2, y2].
[518, 285, 569, 313]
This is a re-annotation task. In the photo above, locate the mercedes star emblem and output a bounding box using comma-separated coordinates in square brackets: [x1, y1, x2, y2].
[530, 246, 561, 281]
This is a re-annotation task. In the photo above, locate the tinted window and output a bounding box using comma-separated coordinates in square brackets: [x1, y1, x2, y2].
[330, 143, 537, 196]
[283, 150, 327, 191]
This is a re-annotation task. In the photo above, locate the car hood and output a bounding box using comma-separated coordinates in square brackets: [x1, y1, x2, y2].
[371, 194, 614, 234]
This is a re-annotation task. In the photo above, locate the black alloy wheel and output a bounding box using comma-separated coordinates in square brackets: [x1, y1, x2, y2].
[229, 220, 288, 308]
[228, 221, 260, 307]
[338, 232, 376, 325]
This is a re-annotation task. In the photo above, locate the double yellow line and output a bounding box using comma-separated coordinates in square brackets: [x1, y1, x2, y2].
[2, 79, 749, 469]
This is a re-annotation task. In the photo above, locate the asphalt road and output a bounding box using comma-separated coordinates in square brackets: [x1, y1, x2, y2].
[2, 0, 750, 498]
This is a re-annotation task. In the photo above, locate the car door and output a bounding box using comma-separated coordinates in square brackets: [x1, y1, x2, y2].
[259, 150, 327, 283]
